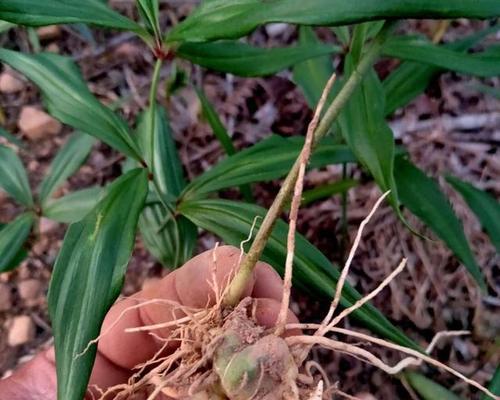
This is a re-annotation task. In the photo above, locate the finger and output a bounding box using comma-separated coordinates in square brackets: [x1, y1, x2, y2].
[252, 298, 301, 337]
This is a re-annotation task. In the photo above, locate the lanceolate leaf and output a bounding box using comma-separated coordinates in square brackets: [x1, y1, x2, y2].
[446, 175, 500, 253]
[137, 104, 185, 198]
[300, 179, 357, 206]
[39, 132, 95, 204]
[383, 25, 499, 115]
[0, 0, 147, 35]
[196, 88, 253, 201]
[0, 50, 143, 161]
[177, 40, 340, 77]
[136, 105, 197, 268]
[383, 35, 500, 78]
[394, 157, 486, 291]
[182, 135, 356, 200]
[179, 198, 417, 349]
[0, 212, 33, 272]
[167, 0, 500, 42]
[43, 187, 103, 223]
[338, 59, 399, 209]
[0, 144, 33, 207]
[293, 26, 334, 108]
[136, 0, 160, 38]
[405, 372, 463, 400]
[48, 169, 148, 400]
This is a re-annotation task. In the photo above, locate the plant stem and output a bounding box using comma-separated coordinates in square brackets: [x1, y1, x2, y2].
[223, 21, 396, 307]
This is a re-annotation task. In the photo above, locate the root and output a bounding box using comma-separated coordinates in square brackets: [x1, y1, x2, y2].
[276, 72, 336, 336]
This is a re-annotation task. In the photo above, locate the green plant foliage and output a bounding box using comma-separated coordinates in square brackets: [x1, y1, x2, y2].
[405, 372, 463, 400]
[0, 126, 24, 147]
[394, 157, 486, 291]
[182, 135, 356, 200]
[293, 26, 334, 108]
[177, 40, 340, 77]
[446, 175, 500, 252]
[136, 0, 160, 38]
[383, 25, 499, 115]
[43, 187, 103, 223]
[338, 60, 399, 209]
[47, 168, 148, 400]
[300, 179, 357, 206]
[0, 50, 143, 160]
[167, 0, 500, 42]
[196, 88, 253, 201]
[136, 105, 197, 268]
[179, 198, 418, 349]
[0, 0, 146, 34]
[483, 367, 500, 400]
[38, 132, 95, 205]
[383, 35, 500, 77]
[0, 143, 33, 207]
[0, 212, 33, 272]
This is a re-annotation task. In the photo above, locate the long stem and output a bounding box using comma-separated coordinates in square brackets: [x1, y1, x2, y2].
[223, 21, 396, 306]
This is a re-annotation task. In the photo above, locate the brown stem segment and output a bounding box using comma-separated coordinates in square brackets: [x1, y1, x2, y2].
[223, 21, 396, 307]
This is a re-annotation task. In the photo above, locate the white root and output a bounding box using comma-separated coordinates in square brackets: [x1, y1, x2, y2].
[276, 72, 337, 336]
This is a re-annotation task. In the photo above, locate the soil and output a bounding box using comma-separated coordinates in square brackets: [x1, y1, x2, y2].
[0, 5, 498, 399]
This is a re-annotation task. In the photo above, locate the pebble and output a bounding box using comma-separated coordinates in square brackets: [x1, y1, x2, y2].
[39, 217, 58, 235]
[18, 279, 43, 301]
[36, 25, 61, 41]
[0, 283, 12, 312]
[18, 106, 62, 140]
[7, 316, 35, 346]
[0, 71, 25, 94]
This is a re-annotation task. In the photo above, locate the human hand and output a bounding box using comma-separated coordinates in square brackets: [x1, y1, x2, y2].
[0, 246, 297, 399]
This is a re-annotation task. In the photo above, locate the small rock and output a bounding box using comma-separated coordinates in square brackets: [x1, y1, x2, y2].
[18, 279, 43, 301]
[45, 43, 60, 54]
[0, 283, 12, 312]
[36, 25, 61, 41]
[8, 316, 35, 346]
[18, 106, 62, 140]
[265, 23, 289, 37]
[115, 42, 142, 60]
[39, 217, 58, 234]
[0, 71, 25, 94]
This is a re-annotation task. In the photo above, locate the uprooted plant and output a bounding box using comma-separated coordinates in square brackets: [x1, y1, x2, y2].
[82, 75, 498, 400]
[1, 1, 499, 399]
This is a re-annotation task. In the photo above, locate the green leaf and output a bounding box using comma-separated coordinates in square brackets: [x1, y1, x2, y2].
[0, 20, 16, 33]
[383, 35, 500, 78]
[338, 59, 399, 209]
[167, 0, 500, 42]
[0, 126, 25, 148]
[177, 40, 340, 77]
[182, 134, 356, 200]
[0, 0, 146, 34]
[293, 26, 334, 108]
[179, 198, 417, 349]
[0, 212, 33, 272]
[383, 25, 499, 115]
[196, 88, 253, 202]
[405, 372, 463, 400]
[446, 175, 500, 253]
[0, 143, 33, 206]
[0, 50, 143, 161]
[137, 104, 185, 198]
[43, 187, 103, 223]
[48, 168, 148, 400]
[300, 179, 357, 206]
[136, 105, 197, 268]
[136, 0, 160, 38]
[482, 367, 500, 400]
[39, 132, 95, 204]
[196, 88, 236, 156]
[139, 204, 197, 268]
[394, 157, 487, 291]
